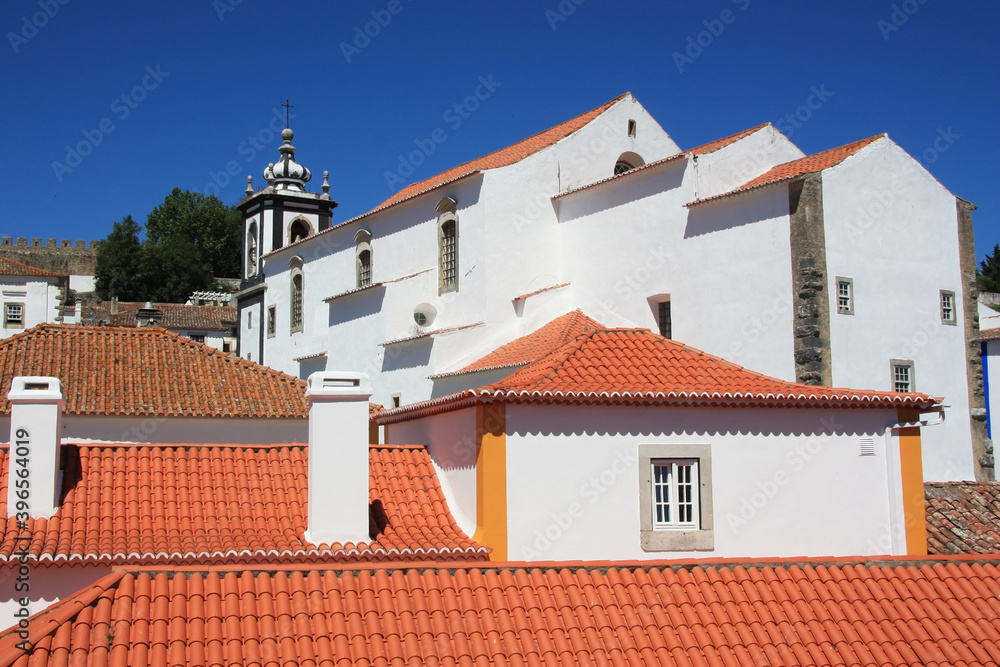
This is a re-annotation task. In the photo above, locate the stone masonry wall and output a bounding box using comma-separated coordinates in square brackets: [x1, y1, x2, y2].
[0, 237, 100, 276]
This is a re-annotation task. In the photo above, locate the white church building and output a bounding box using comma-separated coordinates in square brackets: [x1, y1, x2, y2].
[235, 93, 988, 484]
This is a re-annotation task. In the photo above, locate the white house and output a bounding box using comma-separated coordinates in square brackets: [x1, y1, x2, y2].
[236, 93, 987, 484]
[0, 258, 68, 337]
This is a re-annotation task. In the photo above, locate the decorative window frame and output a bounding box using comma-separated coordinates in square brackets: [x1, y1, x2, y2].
[289, 256, 304, 334]
[4, 302, 24, 329]
[437, 197, 459, 295]
[638, 444, 714, 552]
[836, 277, 854, 315]
[288, 216, 312, 245]
[890, 359, 915, 393]
[267, 305, 276, 338]
[355, 229, 373, 289]
[246, 221, 258, 278]
[940, 289, 956, 326]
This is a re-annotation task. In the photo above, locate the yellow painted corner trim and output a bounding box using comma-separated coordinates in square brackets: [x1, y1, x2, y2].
[473, 404, 507, 561]
[897, 408, 927, 556]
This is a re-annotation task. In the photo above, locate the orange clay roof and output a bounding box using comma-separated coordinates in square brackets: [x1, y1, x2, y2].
[6, 558, 1000, 666]
[382, 328, 938, 422]
[430, 309, 604, 379]
[372, 93, 629, 211]
[686, 122, 772, 155]
[926, 482, 1000, 555]
[688, 134, 885, 206]
[0, 256, 64, 279]
[0, 324, 308, 418]
[81, 302, 236, 331]
[0, 443, 486, 565]
[981, 327, 1000, 341]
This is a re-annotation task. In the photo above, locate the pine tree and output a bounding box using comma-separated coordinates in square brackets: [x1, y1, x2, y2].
[94, 215, 146, 301]
[978, 244, 1000, 294]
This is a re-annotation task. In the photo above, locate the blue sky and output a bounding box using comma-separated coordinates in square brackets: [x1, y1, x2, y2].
[2, 0, 998, 258]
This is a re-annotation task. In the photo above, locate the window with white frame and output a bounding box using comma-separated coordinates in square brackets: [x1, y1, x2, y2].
[436, 197, 459, 294]
[891, 359, 914, 393]
[4, 303, 23, 328]
[940, 290, 956, 325]
[639, 444, 713, 551]
[836, 277, 854, 315]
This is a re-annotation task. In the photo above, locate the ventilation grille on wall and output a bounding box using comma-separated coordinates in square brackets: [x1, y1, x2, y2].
[859, 437, 876, 456]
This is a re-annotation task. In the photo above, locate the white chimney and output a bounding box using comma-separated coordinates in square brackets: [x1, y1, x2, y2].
[7, 377, 65, 519]
[303, 371, 373, 545]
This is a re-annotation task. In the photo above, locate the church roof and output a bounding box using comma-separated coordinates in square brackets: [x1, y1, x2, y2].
[80, 302, 236, 331]
[0, 324, 308, 418]
[381, 328, 939, 423]
[0, 256, 65, 279]
[429, 309, 605, 379]
[6, 557, 1000, 666]
[926, 482, 1000, 554]
[687, 135, 886, 206]
[0, 442, 486, 566]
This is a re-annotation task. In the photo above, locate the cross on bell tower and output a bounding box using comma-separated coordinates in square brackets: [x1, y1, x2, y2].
[282, 99, 294, 129]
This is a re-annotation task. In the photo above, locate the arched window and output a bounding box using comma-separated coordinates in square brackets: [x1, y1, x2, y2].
[614, 151, 645, 177]
[436, 197, 459, 294]
[289, 218, 311, 244]
[289, 257, 304, 333]
[354, 229, 373, 289]
[246, 222, 258, 277]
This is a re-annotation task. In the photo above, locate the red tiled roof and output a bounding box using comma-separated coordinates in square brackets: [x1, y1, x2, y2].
[688, 134, 885, 206]
[981, 327, 1000, 341]
[385, 328, 938, 422]
[430, 309, 605, 379]
[926, 482, 1000, 554]
[81, 302, 236, 331]
[686, 122, 771, 155]
[0, 324, 308, 418]
[0, 256, 64, 279]
[6, 558, 1000, 665]
[373, 94, 629, 211]
[0, 443, 485, 565]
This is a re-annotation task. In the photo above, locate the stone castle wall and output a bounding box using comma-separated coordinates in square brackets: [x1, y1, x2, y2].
[0, 237, 101, 275]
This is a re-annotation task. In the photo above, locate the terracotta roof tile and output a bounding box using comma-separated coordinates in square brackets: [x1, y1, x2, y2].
[386, 328, 938, 422]
[0, 324, 307, 418]
[980, 327, 1000, 341]
[0, 443, 486, 565]
[687, 135, 885, 206]
[6, 558, 1000, 666]
[925, 482, 1000, 554]
[0, 256, 65, 279]
[430, 309, 605, 380]
[81, 302, 236, 331]
[685, 123, 772, 156]
[373, 94, 628, 211]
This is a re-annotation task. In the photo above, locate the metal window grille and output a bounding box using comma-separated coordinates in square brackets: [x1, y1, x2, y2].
[614, 161, 633, 176]
[5, 304, 22, 324]
[267, 306, 276, 336]
[658, 301, 672, 339]
[838, 281, 852, 312]
[358, 250, 372, 288]
[893, 365, 911, 392]
[441, 220, 457, 287]
[652, 459, 699, 529]
[291, 275, 303, 330]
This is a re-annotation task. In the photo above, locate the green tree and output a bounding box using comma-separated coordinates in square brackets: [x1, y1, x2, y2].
[979, 244, 1000, 294]
[145, 188, 242, 281]
[143, 236, 214, 303]
[94, 215, 146, 301]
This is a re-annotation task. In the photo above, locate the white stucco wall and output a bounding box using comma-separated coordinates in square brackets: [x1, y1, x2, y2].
[822, 138, 974, 481]
[504, 403, 906, 562]
[0, 277, 63, 338]
[0, 416, 306, 446]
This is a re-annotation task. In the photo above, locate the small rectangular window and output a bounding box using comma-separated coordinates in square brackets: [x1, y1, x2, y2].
[940, 290, 956, 325]
[189, 334, 205, 344]
[4, 303, 23, 328]
[440, 220, 457, 290]
[836, 277, 854, 315]
[627, 119, 637, 138]
[658, 301, 672, 339]
[267, 305, 276, 337]
[391, 393, 401, 409]
[651, 459, 700, 529]
[891, 360, 914, 393]
[247, 311, 252, 330]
